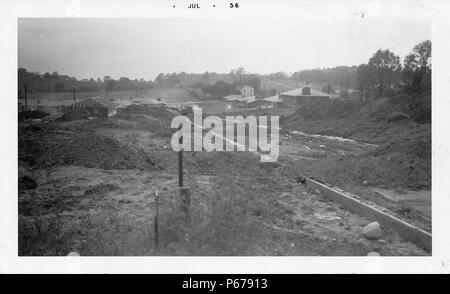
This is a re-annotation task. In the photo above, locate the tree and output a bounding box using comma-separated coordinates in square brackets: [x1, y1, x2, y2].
[322, 84, 334, 94]
[268, 71, 289, 81]
[403, 40, 431, 92]
[355, 63, 376, 100]
[290, 66, 357, 88]
[154, 73, 165, 88]
[106, 79, 117, 92]
[201, 71, 211, 84]
[244, 75, 261, 95]
[368, 49, 401, 96]
[54, 82, 65, 92]
[230, 67, 245, 84]
[202, 80, 235, 97]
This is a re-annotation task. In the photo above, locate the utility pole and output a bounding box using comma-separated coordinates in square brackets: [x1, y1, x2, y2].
[178, 126, 184, 187]
[154, 190, 159, 247]
[73, 88, 76, 101]
[24, 84, 28, 111]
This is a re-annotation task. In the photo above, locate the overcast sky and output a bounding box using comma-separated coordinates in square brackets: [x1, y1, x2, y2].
[18, 18, 430, 80]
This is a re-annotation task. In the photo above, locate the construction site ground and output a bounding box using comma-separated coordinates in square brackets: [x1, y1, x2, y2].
[18, 101, 430, 256]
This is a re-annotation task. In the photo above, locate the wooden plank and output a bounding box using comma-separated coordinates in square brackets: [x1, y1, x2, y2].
[305, 178, 432, 252]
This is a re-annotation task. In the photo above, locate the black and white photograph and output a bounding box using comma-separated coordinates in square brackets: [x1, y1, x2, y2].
[1, 0, 450, 275]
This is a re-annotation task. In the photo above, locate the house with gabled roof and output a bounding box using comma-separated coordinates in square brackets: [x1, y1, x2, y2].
[66, 97, 117, 117]
[280, 85, 329, 107]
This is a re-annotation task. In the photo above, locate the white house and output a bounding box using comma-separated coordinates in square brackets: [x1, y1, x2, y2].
[240, 85, 254, 98]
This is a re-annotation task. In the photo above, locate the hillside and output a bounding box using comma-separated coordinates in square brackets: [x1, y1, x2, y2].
[281, 92, 431, 191]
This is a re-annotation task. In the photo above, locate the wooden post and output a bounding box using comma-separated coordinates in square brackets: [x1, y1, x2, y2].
[154, 190, 159, 247]
[177, 126, 190, 217]
[73, 88, 76, 101]
[178, 125, 184, 187]
[178, 149, 184, 187]
[24, 84, 28, 111]
[179, 187, 191, 218]
[160, 104, 165, 134]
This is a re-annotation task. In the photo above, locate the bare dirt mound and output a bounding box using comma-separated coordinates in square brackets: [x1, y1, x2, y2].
[19, 128, 158, 170]
[296, 152, 430, 190]
[280, 91, 431, 191]
[119, 104, 177, 120]
[18, 110, 50, 122]
[281, 91, 431, 142]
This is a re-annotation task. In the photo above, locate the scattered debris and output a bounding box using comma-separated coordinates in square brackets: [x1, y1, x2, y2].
[19, 129, 158, 170]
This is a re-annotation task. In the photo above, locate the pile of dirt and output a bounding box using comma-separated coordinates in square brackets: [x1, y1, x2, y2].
[280, 91, 431, 190]
[287, 123, 431, 190]
[18, 110, 50, 122]
[296, 152, 430, 190]
[353, 91, 431, 124]
[290, 91, 431, 126]
[19, 128, 158, 170]
[119, 104, 177, 120]
[84, 117, 140, 130]
[370, 130, 431, 160]
[58, 108, 90, 121]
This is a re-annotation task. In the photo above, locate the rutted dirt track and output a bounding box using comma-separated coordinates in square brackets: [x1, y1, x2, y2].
[18, 104, 429, 256]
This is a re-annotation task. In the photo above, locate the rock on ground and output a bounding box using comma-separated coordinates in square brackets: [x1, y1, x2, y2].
[363, 221, 383, 240]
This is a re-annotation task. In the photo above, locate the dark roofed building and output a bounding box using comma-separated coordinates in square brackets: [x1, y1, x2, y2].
[66, 97, 117, 117]
[280, 86, 329, 107]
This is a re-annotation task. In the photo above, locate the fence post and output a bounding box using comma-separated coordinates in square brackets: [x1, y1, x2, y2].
[24, 84, 28, 111]
[178, 125, 190, 218]
[154, 190, 159, 247]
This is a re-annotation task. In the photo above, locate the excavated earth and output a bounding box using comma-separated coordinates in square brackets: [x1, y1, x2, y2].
[18, 103, 429, 256]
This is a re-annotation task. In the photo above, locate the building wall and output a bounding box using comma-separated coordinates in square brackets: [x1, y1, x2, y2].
[280, 95, 329, 107]
[240, 86, 254, 98]
[86, 106, 109, 117]
[247, 99, 264, 108]
[108, 106, 117, 116]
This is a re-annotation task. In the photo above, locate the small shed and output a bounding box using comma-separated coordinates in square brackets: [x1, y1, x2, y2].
[66, 97, 117, 117]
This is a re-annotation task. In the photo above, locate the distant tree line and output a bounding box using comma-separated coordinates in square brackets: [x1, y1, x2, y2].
[268, 40, 431, 99]
[153, 71, 232, 89]
[201, 68, 263, 97]
[152, 67, 263, 98]
[19, 40, 430, 100]
[18, 68, 156, 96]
[354, 40, 431, 97]
[290, 66, 358, 89]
